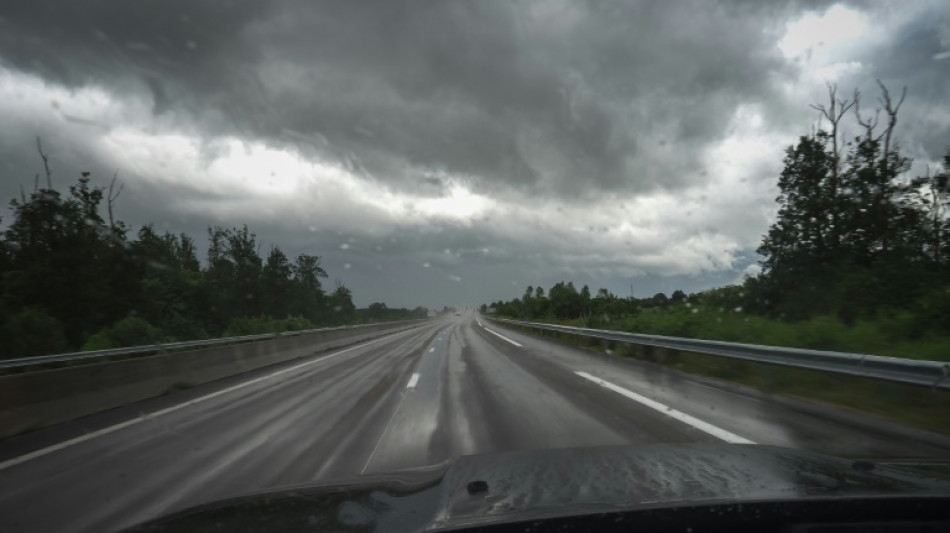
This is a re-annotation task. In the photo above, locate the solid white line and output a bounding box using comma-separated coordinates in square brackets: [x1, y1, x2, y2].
[406, 373, 420, 388]
[0, 332, 408, 472]
[483, 327, 522, 347]
[476, 320, 483, 327]
[574, 371, 755, 444]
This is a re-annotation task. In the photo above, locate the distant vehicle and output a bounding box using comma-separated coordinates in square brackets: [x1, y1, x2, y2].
[124, 445, 950, 532]
[455, 312, 461, 316]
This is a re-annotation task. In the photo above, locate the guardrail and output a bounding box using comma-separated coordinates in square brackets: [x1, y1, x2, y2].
[485, 317, 950, 390]
[0, 318, 431, 439]
[0, 321, 423, 370]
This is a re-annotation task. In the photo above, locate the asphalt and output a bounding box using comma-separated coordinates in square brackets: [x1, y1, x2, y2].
[1, 311, 948, 533]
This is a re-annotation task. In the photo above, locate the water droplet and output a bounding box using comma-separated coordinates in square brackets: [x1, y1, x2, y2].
[344, 263, 351, 270]
[449, 275, 462, 282]
[308, 226, 317, 232]
[340, 243, 350, 250]
[734, 306, 743, 313]
[423, 262, 431, 268]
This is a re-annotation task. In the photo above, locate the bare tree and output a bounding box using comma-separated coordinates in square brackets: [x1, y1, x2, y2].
[107, 171, 124, 229]
[853, 89, 880, 141]
[877, 79, 907, 173]
[35, 137, 52, 188]
[810, 83, 855, 249]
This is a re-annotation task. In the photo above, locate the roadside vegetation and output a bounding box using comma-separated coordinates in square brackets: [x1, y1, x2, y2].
[0, 145, 427, 358]
[484, 83, 950, 433]
[485, 83, 950, 363]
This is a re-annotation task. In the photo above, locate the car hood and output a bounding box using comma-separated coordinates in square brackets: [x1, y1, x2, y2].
[125, 444, 950, 532]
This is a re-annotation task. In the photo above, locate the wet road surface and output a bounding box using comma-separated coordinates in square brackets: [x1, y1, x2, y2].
[1, 311, 948, 532]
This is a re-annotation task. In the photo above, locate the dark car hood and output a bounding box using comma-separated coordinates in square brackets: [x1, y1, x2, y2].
[126, 444, 950, 532]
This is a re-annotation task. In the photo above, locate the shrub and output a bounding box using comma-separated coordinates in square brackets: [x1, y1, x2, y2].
[82, 316, 162, 350]
[1, 307, 71, 357]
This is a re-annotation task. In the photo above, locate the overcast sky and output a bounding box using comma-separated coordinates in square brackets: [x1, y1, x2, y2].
[1, 0, 948, 309]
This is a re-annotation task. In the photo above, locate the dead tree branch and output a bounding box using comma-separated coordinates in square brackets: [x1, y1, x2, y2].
[35, 137, 52, 188]
[107, 171, 124, 229]
[809, 83, 854, 248]
[877, 80, 907, 172]
[853, 89, 881, 140]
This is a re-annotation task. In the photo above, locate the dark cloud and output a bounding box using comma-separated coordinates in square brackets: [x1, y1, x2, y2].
[1, 0, 801, 201]
[2, 0, 948, 307]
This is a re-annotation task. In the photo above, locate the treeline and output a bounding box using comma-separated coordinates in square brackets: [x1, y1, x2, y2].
[0, 161, 426, 358]
[485, 83, 950, 358]
[483, 283, 692, 320]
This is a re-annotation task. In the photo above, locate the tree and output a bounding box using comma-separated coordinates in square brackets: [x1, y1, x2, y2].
[292, 253, 328, 322]
[548, 281, 581, 319]
[226, 225, 263, 317]
[902, 150, 950, 262]
[755, 82, 935, 319]
[328, 282, 356, 324]
[4, 172, 140, 345]
[261, 246, 294, 318]
[650, 292, 669, 307]
[131, 225, 205, 336]
[0, 145, 381, 356]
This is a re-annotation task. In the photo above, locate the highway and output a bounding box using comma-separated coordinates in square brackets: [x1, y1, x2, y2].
[1, 310, 948, 532]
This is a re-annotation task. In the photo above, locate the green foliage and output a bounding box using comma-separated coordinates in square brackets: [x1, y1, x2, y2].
[0, 148, 406, 357]
[486, 85, 950, 363]
[223, 315, 316, 337]
[356, 303, 428, 322]
[753, 85, 948, 320]
[83, 316, 162, 351]
[0, 307, 70, 357]
[3, 178, 142, 346]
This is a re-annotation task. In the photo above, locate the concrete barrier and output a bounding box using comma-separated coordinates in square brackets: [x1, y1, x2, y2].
[0, 321, 426, 439]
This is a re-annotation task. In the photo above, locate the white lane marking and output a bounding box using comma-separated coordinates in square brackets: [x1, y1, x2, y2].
[575, 371, 755, 444]
[483, 327, 522, 347]
[0, 332, 413, 472]
[406, 373, 420, 388]
[428, 347, 435, 353]
[476, 319, 483, 327]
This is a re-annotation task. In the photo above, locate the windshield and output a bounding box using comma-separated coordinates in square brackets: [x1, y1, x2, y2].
[1, 1, 949, 532]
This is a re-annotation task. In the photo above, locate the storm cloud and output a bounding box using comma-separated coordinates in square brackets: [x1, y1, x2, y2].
[1, 0, 948, 307]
